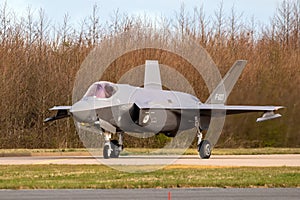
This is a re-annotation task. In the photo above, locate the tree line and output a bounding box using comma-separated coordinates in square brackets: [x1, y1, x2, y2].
[0, 1, 299, 148]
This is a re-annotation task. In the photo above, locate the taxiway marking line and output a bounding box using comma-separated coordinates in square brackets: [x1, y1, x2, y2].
[34, 159, 70, 165]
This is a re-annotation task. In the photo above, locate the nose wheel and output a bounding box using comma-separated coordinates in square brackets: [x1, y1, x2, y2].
[103, 144, 110, 159]
[103, 132, 123, 159]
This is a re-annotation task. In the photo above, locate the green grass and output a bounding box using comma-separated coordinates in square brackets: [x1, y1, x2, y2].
[0, 165, 299, 189]
[1, 148, 300, 157]
[0, 148, 89, 157]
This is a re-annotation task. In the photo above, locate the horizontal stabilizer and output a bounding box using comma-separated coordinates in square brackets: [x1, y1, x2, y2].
[49, 106, 71, 111]
[44, 106, 71, 123]
[206, 60, 247, 104]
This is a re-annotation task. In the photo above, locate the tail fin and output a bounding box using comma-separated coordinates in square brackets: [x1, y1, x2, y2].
[144, 60, 162, 90]
[205, 60, 247, 104]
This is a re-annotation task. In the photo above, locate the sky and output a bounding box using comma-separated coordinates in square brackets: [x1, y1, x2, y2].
[2, 0, 283, 27]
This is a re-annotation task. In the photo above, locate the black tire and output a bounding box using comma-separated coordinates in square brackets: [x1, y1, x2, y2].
[110, 140, 120, 158]
[198, 140, 211, 159]
[103, 145, 110, 159]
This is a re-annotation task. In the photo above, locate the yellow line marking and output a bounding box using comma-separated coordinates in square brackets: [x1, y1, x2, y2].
[164, 165, 238, 169]
[34, 159, 69, 165]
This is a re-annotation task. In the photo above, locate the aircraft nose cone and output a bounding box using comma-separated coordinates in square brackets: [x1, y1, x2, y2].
[70, 100, 97, 123]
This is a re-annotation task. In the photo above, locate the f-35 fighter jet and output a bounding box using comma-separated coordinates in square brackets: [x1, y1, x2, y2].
[45, 60, 283, 159]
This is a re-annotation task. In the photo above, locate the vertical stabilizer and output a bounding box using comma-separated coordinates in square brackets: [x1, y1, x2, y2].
[205, 60, 247, 104]
[144, 60, 162, 90]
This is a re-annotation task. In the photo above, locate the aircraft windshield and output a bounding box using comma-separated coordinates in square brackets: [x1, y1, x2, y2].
[84, 82, 117, 98]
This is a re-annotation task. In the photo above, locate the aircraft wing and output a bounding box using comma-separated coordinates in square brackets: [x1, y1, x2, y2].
[198, 104, 283, 113]
[135, 103, 284, 122]
[198, 105, 284, 121]
[218, 106, 284, 122]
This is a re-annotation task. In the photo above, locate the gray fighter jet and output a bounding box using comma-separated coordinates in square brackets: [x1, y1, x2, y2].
[45, 60, 283, 159]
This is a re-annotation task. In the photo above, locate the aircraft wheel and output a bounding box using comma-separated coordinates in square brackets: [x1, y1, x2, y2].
[110, 140, 120, 158]
[103, 145, 110, 159]
[198, 140, 211, 159]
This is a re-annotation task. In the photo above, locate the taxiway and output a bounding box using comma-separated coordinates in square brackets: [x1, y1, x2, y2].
[0, 188, 299, 200]
[0, 154, 299, 166]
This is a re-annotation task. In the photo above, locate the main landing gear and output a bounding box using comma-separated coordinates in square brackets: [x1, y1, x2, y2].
[195, 117, 211, 159]
[103, 132, 123, 159]
[198, 140, 211, 159]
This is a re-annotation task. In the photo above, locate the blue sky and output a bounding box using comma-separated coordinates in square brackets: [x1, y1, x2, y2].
[3, 0, 282, 27]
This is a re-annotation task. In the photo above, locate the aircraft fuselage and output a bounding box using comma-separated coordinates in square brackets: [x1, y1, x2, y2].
[70, 83, 206, 136]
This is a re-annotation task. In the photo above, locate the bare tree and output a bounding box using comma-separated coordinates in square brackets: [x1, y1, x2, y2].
[175, 3, 190, 38]
[89, 4, 100, 45]
[109, 9, 121, 35]
[291, 0, 300, 48]
[273, 0, 293, 46]
[23, 6, 36, 48]
[228, 4, 243, 46]
[213, 0, 225, 48]
[0, 1, 9, 43]
[60, 13, 72, 48]
[194, 4, 209, 46]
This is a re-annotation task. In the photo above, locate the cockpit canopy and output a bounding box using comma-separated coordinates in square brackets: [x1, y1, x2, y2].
[84, 82, 118, 99]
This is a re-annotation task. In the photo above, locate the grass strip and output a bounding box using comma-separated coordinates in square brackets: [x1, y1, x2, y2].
[0, 165, 299, 189]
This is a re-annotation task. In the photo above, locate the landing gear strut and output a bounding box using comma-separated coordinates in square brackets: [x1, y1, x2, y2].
[195, 117, 211, 159]
[103, 132, 123, 159]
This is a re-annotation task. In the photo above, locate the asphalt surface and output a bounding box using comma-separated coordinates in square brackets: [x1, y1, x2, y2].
[0, 188, 299, 200]
[0, 154, 299, 166]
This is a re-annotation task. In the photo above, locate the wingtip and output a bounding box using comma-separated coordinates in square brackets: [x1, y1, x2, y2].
[275, 106, 285, 110]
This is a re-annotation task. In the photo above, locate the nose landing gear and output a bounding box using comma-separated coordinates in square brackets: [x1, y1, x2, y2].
[103, 132, 124, 159]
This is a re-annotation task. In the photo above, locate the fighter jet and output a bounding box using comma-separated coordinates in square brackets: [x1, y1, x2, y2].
[45, 60, 284, 159]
